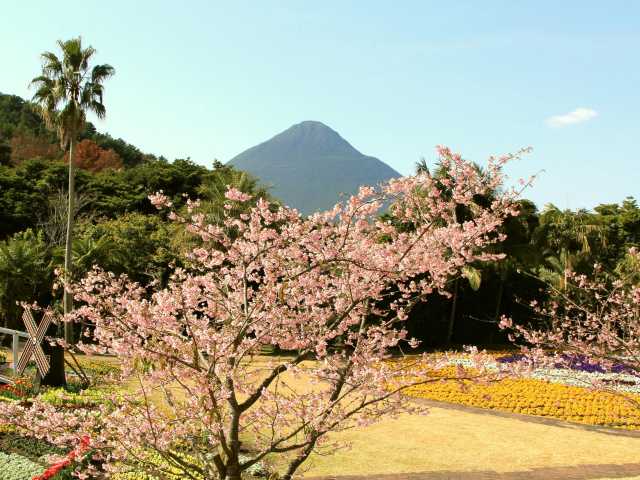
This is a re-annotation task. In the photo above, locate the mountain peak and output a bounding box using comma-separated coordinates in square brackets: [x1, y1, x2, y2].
[292, 120, 331, 129]
[267, 120, 359, 157]
[228, 122, 400, 215]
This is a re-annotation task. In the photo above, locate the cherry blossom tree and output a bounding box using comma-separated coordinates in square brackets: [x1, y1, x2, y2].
[499, 248, 640, 404]
[2, 146, 529, 480]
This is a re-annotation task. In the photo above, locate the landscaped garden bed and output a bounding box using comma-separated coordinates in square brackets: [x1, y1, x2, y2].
[2, 349, 640, 480]
[402, 353, 640, 430]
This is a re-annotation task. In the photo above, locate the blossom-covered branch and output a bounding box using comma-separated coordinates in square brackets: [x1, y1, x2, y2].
[2, 146, 529, 480]
[499, 248, 640, 406]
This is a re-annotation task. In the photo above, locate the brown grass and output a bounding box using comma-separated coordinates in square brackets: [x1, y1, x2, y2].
[297, 405, 640, 477]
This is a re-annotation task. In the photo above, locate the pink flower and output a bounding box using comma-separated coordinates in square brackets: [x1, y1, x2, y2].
[498, 316, 513, 329]
[224, 187, 252, 202]
[15, 145, 531, 480]
[148, 191, 173, 209]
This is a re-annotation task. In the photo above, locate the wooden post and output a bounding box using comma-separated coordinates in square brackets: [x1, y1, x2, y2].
[12, 333, 19, 373]
[16, 309, 52, 377]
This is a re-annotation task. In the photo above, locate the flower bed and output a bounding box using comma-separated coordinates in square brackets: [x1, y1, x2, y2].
[0, 429, 65, 461]
[403, 365, 640, 429]
[529, 368, 640, 394]
[491, 353, 640, 393]
[0, 378, 34, 400]
[496, 353, 637, 375]
[33, 435, 91, 480]
[0, 451, 44, 480]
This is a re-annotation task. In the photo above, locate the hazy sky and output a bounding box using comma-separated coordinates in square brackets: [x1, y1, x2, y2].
[2, 1, 638, 210]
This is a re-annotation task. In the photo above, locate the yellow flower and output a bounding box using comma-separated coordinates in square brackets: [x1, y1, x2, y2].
[400, 361, 640, 430]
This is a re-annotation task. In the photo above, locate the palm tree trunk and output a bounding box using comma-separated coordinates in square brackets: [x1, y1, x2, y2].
[494, 275, 505, 321]
[43, 140, 75, 388]
[446, 278, 459, 346]
[445, 207, 460, 347]
[489, 271, 506, 345]
[63, 139, 75, 345]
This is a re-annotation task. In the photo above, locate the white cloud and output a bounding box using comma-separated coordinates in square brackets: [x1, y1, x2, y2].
[546, 108, 598, 128]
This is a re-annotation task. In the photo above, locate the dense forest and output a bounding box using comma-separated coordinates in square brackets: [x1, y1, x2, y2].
[1, 91, 639, 347]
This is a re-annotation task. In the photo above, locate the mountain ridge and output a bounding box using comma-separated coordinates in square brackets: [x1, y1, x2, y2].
[228, 121, 400, 215]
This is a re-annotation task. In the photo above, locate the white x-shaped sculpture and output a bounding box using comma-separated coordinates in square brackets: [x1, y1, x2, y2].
[16, 308, 53, 377]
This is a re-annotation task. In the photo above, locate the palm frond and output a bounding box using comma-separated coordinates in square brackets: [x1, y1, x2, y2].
[29, 37, 113, 147]
[414, 158, 430, 175]
[79, 46, 96, 72]
[40, 51, 63, 78]
[89, 101, 106, 119]
[91, 64, 115, 83]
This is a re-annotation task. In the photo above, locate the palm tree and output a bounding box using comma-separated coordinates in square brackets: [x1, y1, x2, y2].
[534, 204, 608, 291]
[30, 37, 114, 345]
[414, 158, 430, 176]
[423, 159, 491, 346]
[197, 164, 272, 225]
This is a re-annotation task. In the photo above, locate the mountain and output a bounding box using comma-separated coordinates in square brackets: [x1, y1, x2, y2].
[228, 121, 400, 215]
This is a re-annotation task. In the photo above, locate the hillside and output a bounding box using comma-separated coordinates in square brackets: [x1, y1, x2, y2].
[228, 121, 400, 215]
[0, 92, 152, 168]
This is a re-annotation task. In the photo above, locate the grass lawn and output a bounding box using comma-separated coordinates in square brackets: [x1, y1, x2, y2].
[297, 404, 640, 478]
[2, 351, 640, 479]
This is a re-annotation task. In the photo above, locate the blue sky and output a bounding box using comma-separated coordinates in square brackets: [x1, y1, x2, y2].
[2, 1, 638, 210]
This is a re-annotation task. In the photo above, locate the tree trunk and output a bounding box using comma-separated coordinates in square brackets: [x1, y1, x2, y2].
[63, 138, 75, 344]
[224, 394, 242, 480]
[45, 139, 75, 388]
[40, 342, 66, 387]
[445, 207, 460, 347]
[283, 436, 319, 480]
[489, 272, 506, 345]
[494, 274, 505, 321]
[446, 278, 459, 346]
[224, 466, 241, 480]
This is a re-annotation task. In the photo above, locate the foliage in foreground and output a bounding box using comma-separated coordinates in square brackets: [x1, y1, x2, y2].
[1, 146, 527, 479]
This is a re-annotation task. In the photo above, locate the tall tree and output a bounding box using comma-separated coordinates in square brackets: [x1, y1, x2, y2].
[429, 159, 491, 345]
[30, 37, 114, 347]
[0, 146, 520, 479]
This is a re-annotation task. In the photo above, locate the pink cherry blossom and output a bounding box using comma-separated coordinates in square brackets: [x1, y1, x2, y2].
[499, 247, 640, 404]
[0, 146, 531, 480]
[224, 187, 253, 202]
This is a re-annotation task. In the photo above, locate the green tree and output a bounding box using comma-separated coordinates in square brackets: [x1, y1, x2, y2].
[30, 37, 114, 347]
[0, 141, 10, 165]
[0, 229, 66, 385]
[0, 230, 54, 332]
[490, 200, 541, 320]
[534, 204, 608, 290]
[77, 213, 178, 286]
[431, 160, 491, 345]
[196, 162, 272, 224]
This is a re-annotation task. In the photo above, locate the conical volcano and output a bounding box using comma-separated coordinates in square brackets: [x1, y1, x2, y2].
[228, 121, 400, 215]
